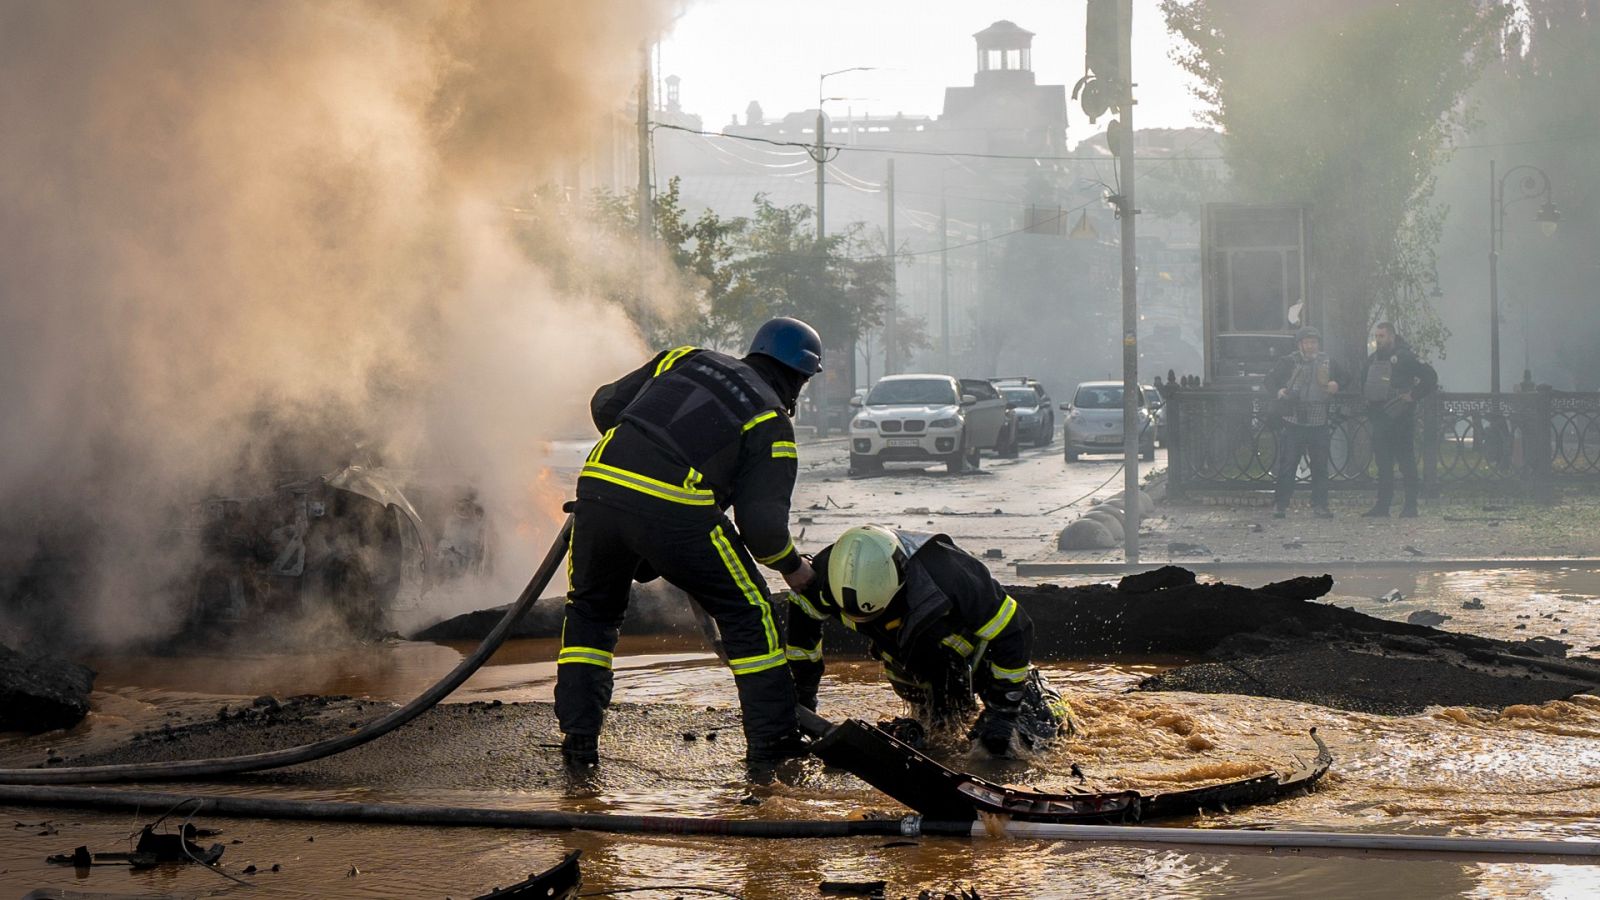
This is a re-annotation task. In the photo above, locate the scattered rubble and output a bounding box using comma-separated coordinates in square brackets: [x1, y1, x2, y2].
[0, 643, 94, 734]
[1405, 609, 1451, 627]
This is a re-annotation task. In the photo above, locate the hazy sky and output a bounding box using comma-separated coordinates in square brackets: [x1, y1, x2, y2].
[657, 0, 1208, 145]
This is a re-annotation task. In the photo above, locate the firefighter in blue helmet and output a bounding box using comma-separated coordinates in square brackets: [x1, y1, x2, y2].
[557, 318, 823, 779]
[787, 525, 1074, 757]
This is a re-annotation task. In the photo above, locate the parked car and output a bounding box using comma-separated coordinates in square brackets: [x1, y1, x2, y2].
[1061, 381, 1155, 463]
[849, 374, 1018, 474]
[994, 377, 1054, 447]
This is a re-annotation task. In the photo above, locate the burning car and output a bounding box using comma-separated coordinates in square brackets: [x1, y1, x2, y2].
[185, 466, 492, 637]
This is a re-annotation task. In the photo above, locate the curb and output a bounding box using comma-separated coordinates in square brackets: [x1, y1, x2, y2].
[1014, 557, 1600, 576]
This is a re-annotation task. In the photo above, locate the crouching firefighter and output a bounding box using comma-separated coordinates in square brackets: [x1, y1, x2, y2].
[557, 318, 822, 780]
[787, 525, 1074, 757]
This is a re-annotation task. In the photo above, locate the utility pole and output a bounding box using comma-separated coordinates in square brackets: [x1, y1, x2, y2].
[885, 158, 897, 376]
[1113, 0, 1140, 565]
[1489, 159, 1501, 395]
[636, 43, 652, 246]
[940, 193, 951, 373]
[815, 110, 827, 244]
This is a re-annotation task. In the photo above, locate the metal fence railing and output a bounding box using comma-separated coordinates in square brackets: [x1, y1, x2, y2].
[1165, 387, 1600, 496]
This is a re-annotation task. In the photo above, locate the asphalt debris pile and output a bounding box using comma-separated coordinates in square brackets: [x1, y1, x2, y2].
[1004, 567, 1600, 715]
[0, 642, 94, 734]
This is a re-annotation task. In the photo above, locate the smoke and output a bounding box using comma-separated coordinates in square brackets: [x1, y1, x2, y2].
[0, 1, 673, 647]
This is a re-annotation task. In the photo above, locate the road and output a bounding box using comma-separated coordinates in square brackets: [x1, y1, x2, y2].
[789, 436, 1162, 578]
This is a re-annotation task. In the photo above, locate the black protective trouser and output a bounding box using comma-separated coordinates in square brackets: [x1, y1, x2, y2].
[1370, 408, 1418, 510]
[555, 498, 797, 757]
[1274, 423, 1331, 511]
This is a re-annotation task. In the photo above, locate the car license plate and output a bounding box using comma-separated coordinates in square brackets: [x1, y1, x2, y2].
[887, 438, 920, 447]
[1095, 434, 1121, 444]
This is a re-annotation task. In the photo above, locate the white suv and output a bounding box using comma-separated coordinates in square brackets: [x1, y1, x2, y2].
[849, 374, 1012, 474]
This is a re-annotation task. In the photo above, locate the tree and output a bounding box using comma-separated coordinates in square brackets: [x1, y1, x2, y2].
[584, 177, 745, 350]
[1162, 0, 1506, 364]
[723, 196, 893, 357]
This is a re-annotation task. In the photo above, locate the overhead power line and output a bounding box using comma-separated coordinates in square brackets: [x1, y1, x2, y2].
[652, 122, 1226, 162]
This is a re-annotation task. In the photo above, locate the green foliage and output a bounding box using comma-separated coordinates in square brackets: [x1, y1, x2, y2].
[530, 180, 893, 360]
[1162, 0, 1505, 365]
[722, 196, 893, 354]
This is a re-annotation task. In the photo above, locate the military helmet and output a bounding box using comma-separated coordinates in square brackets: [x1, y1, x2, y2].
[828, 525, 907, 623]
[748, 317, 823, 376]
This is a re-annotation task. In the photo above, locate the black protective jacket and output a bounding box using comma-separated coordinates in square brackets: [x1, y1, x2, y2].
[1360, 337, 1436, 414]
[786, 531, 1032, 710]
[580, 347, 802, 574]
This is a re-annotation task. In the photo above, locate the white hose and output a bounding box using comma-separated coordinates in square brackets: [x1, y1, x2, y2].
[976, 819, 1600, 858]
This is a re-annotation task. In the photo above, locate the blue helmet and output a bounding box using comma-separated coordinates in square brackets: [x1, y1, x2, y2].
[748, 317, 823, 376]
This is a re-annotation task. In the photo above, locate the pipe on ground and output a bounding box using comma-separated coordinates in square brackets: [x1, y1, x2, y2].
[2, 785, 1598, 860]
[0, 517, 573, 785]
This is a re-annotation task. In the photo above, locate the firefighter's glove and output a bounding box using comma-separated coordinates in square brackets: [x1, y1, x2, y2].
[929, 650, 973, 711]
[972, 708, 1019, 758]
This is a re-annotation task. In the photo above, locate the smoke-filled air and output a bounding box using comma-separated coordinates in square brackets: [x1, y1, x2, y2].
[0, 1, 672, 648]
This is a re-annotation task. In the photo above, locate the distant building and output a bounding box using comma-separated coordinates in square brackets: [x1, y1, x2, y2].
[652, 20, 1222, 390]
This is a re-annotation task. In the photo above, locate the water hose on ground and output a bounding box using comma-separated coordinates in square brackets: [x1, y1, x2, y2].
[0, 785, 923, 838]
[0, 516, 574, 785]
[0, 784, 1596, 860]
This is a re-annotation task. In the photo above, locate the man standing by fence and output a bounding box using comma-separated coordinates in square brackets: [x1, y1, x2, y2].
[1266, 327, 1346, 519]
[1360, 322, 1437, 518]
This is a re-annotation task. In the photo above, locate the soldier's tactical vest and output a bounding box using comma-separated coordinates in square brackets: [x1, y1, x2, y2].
[1365, 357, 1397, 403]
[619, 350, 784, 493]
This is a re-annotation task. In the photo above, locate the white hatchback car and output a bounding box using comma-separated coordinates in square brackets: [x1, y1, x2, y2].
[849, 374, 1012, 474]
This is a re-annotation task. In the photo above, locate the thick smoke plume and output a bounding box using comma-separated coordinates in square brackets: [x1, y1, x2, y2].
[0, 1, 671, 647]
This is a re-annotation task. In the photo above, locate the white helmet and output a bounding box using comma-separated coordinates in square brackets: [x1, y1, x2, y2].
[829, 525, 907, 623]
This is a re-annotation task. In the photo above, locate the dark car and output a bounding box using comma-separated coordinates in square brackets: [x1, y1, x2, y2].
[994, 377, 1054, 447]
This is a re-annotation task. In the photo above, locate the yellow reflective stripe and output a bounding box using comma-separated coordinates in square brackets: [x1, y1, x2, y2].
[771, 441, 798, 459]
[741, 410, 779, 432]
[989, 661, 1029, 683]
[789, 590, 826, 621]
[558, 647, 614, 668]
[940, 634, 975, 657]
[683, 467, 703, 492]
[785, 640, 823, 662]
[587, 427, 618, 463]
[580, 462, 718, 506]
[974, 595, 1018, 641]
[754, 539, 794, 566]
[728, 648, 787, 675]
[654, 346, 696, 376]
[711, 525, 781, 654]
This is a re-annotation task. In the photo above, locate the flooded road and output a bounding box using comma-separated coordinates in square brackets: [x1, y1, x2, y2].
[5, 443, 1600, 897]
[6, 625, 1600, 898]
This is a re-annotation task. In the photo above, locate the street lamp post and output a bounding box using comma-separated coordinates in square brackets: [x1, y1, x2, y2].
[1489, 160, 1560, 394]
[814, 67, 877, 244]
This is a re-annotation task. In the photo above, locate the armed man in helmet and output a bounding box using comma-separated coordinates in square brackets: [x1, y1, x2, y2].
[557, 318, 823, 779]
[785, 525, 1073, 757]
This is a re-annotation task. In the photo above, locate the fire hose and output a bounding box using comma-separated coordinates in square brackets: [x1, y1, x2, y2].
[0, 784, 1596, 859]
[0, 515, 575, 785]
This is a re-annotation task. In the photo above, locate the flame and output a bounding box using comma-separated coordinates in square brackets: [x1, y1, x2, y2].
[517, 464, 568, 540]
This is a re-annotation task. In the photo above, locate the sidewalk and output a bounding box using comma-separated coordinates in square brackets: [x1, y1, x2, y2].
[1021, 489, 1600, 572]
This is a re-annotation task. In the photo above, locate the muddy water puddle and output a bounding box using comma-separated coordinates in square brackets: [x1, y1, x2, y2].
[7, 628, 1600, 895]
